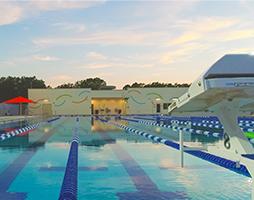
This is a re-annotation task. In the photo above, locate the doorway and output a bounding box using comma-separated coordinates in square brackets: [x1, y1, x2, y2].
[156, 103, 161, 113]
[42, 103, 53, 117]
[91, 98, 127, 115]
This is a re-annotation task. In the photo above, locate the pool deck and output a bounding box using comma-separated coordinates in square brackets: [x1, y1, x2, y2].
[0, 116, 38, 123]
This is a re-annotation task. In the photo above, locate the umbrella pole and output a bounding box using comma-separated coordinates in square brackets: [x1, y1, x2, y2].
[20, 103, 22, 116]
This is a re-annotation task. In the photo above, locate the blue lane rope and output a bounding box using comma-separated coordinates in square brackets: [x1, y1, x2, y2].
[123, 117, 254, 144]
[58, 118, 79, 200]
[0, 117, 61, 142]
[0, 123, 40, 141]
[99, 118, 251, 178]
[134, 116, 254, 130]
[121, 117, 222, 138]
[47, 117, 61, 123]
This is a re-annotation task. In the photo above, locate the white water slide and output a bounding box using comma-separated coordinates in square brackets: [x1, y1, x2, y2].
[168, 54, 254, 199]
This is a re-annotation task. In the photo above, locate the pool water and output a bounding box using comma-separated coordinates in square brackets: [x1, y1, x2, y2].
[0, 116, 252, 199]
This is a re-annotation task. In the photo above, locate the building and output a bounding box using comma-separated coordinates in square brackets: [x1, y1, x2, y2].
[28, 87, 188, 115]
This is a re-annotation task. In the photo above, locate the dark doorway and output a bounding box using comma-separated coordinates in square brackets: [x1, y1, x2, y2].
[91, 104, 94, 115]
[156, 104, 161, 113]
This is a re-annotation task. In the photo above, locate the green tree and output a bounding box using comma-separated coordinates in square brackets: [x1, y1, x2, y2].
[0, 76, 46, 102]
[55, 77, 115, 90]
[56, 83, 75, 88]
[130, 82, 145, 88]
[74, 77, 107, 90]
[122, 82, 190, 89]
[123, 84, 131, 90]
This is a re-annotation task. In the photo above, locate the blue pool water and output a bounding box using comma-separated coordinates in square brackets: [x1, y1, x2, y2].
[0, 116, 252, 199]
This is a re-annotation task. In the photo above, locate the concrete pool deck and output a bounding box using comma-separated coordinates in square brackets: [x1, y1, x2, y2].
[0, 116, 38, 123]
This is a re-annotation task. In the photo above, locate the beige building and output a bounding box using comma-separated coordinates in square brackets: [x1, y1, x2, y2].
[28, 87, 188, 116]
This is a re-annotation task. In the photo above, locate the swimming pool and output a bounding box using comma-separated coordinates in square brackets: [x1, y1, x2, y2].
[0, 116, 252, 199]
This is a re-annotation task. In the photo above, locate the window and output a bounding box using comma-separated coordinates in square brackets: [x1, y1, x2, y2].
[163, 103, 171, 110]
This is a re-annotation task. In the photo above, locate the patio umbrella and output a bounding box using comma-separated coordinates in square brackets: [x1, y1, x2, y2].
[3, 96, 35, 115]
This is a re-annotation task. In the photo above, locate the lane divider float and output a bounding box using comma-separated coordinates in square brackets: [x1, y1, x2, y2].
[0, 117, 61, 142]
[99, 118, 251, 178]
[58, 117, 79, 200]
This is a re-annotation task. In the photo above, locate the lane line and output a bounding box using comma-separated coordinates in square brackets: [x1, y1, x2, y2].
[0, 118, 64, 200]
[98, 132, 187, 200]
[58, 118, 79, 200]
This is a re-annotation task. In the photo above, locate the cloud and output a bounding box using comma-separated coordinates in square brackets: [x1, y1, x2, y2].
[52, 22, 86, 33]
[0, 1, 105, 26]
[193, 18, 238, 32]
[78, 61, 154, 70]
[77, 51, 156, 70]
[0, 2, 24, 25]
[224, 47, 254, 54]
[171, 32, 202, 45]
[86, 52, 107, 60]
[33, 30, 163, 47]
[33, 55, 60, 61]
[160, 43, 209, 64]
[0, 60, 16, 66]
[27, 0, 105, 11]
[222, 29, 254, 41]
[83, 63, 112, 69]
[169, 18, 239, 45]
[50, 75, 72, 81]
[47, 74, 74, 87]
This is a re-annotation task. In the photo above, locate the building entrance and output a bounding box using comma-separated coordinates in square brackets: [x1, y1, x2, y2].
[91, 98, 127, 115]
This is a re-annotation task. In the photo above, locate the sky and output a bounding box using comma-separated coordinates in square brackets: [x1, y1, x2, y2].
[1, 0, 254, 88]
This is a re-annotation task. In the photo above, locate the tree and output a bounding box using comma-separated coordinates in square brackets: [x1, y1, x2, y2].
[0, 76, 46, 102]
[123, 84, 131, 90]
[130, 82, 145, 88]
[55, 77, 111, 90]
[56, 83, 75, 88]
[74, 77, 107, 90]
[122, 81, 190, 89]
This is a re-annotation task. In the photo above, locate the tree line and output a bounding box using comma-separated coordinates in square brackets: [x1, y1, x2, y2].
[0, 76, 47, 102]
[0, 76, 190, 101]
[122, 82, 190, 90]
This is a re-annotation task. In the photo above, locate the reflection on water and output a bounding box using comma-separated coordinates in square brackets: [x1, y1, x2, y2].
[0, 123, 55, 151]
[0, 116, 222, 152]
[0, 120, 28, 134]
[0, 135, 29, 148]
[190, 134, 220, 144]
[81, 138, 116, 147]
[91, 116, 128, 132]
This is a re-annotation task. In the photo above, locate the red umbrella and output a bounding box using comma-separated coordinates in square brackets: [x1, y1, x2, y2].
[3, 96, 35, 104]
[3, 96, 35, 115]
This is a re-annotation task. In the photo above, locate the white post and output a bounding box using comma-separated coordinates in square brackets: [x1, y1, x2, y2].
[251, 179, 254, 200]
[179, 130, 184, 168]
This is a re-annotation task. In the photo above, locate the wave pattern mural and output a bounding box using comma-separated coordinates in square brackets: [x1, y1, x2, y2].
[30, 90, 90, 110]
[129, 96, 146, 105]
[146, 92, 164, 100]
[29, 89, 169, 114]
[56, 94, 72, 101]
[127, 89, 145, 105]
[72, 96, 88, 104]
[79, 90, 90, 97]
[54, 100, 66, 107]
[126, 90, 164, 105]
[30, 99, 45, 109]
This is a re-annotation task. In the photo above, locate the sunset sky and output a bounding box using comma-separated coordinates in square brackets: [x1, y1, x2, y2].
[1, 0, 254, 88]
